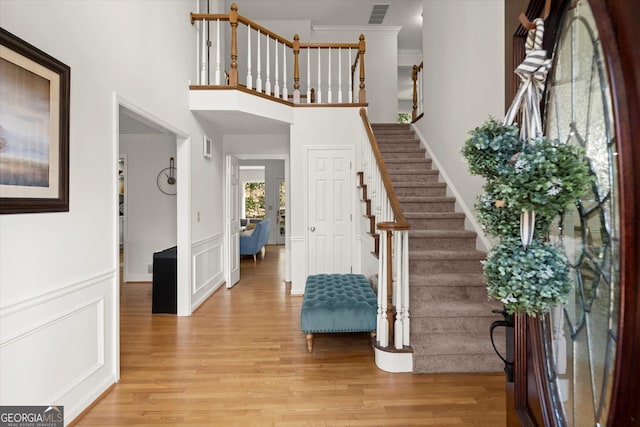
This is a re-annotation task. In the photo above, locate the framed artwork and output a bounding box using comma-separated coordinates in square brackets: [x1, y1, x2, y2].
[0, 28, 70, 214]
[203, 135, 212, 158]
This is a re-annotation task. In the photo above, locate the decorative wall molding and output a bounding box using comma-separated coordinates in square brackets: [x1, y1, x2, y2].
[0, 272, 114, 408]
[0, 269, 116, 317]
[191, 233, 225, 310]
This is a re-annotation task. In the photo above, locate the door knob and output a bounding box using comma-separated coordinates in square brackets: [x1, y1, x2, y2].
[310, 226, 316, 232]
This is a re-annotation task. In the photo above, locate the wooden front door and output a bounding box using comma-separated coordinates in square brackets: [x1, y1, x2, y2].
[504, 0, 640, 425]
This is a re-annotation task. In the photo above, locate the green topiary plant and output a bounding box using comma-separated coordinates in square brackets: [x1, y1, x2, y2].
[475, 181, 554, 239]
[463, 118, 593, 316]
[492, 136, 593, 220]
[483, 238, 573, 316]
[461, 118, 521, 179]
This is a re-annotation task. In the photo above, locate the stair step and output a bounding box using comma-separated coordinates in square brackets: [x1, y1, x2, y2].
[411, 284, 489, 302]
[404, 212, 465, 229]
[408, 229, 477, 250]
[371, 124, 411, 131]
[410, 316, 497, 334]
[412, 353, 504, 374]
[378, 143, 420, 151]
[411, 331, 505, 357]
[385, 158, 432, 169]
[394, 183, 447, 198]
[409, 250, 485, 274]
[379, 149, 426, 159]
[375, 137, 416, 143]
[399, 196, 456, 212]
[390, 171, 440, 183]
[410, 298, 501, 318]
[410, 272, 486, 287]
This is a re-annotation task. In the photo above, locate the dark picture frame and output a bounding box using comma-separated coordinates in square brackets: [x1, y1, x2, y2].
[0, 27, 70, 214]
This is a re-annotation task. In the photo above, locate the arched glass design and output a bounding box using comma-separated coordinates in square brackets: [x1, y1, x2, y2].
[542, 1, 620, 426]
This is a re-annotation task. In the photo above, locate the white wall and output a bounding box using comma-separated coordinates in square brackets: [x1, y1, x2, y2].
[289, 107, 365, 294]
[120, 134, 177, 281]
[312, 26, 400, 123]
[0, 0, 224, 422]
[415, 0, 505, 248]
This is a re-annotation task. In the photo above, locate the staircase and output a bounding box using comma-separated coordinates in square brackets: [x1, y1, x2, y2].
[369, 123, 504, 373]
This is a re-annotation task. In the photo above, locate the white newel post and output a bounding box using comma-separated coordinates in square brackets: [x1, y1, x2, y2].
[378, 229, 389, 348]
[402, 230, 410, 347]
[394, 230, 402, 349]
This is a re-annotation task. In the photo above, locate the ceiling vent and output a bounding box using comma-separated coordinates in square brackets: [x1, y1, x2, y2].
[368, 4, 389, 24]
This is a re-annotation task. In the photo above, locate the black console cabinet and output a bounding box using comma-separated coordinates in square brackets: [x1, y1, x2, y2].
[152, 246, 177, 314]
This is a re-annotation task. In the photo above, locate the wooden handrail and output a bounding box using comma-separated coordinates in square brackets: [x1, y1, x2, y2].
[190, 16, 360, 51]
[359, 108, 409, 230]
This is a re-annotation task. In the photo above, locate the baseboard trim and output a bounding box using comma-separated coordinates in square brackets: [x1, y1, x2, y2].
[66, 381, 116, 426]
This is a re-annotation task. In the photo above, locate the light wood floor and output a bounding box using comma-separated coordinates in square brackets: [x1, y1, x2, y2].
[74, 246, 506, 426]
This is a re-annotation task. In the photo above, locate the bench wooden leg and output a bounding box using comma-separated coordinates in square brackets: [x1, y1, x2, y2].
[305, 333, 313, 352]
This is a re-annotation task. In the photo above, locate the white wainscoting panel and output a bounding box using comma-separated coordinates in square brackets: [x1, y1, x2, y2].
[0, 271, 117, 423]
[191, 234, 225, 310]
[289, 236, 306, 295]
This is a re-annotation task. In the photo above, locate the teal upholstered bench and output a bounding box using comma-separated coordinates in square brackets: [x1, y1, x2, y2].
[301, 274, 377, 352]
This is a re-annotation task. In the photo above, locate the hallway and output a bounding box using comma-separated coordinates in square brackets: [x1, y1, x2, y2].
[75, 246, 506, 426]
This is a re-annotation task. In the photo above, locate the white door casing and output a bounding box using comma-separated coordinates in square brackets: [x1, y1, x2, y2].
[307, 148, 352, 274]
[226, 155, 240, 288]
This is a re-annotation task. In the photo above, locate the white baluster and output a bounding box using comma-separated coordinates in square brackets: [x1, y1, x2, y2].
[338, 47, 343, 103]
[317, 47, 322, 103]
[274, 39, 280, 98]
[348, 48, 353, 103]
[246, 25, 252, 90]
[255, 30, 262, 92]
[306, 47, 311, 103]
[215, 19, 221, 85]
[377, 230, 388, 347]
[327, 47, 332, 103]
[282, 42, 288, 100]
[394, 230, 403, 350]
[402, 230, 410, 346]
[265, 37, 271, 95]
[195, 2, 200, 84]
[200, 19, 207, 84]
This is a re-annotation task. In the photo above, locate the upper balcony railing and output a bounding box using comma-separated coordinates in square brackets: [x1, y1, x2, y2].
[190, 3, 367, 105]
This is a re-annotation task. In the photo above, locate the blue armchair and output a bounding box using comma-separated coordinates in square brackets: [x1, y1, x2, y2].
[240, 219, 271, 263]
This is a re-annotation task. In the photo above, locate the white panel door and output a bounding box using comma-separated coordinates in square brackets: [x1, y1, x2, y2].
[226, 155, 240, 288]
[307, 149, 352, 274]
